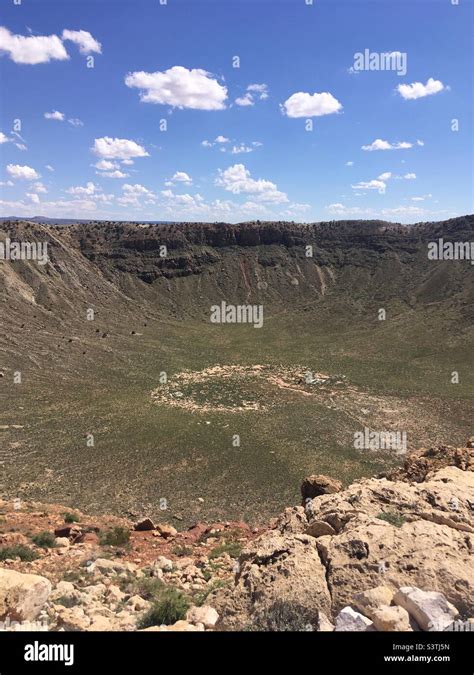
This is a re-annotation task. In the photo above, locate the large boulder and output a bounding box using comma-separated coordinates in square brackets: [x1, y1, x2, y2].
[393, 587, 459, 631]
[301, 474, 342, 502]
[211, 531, 331, 630]
[0, 569, 51, 621]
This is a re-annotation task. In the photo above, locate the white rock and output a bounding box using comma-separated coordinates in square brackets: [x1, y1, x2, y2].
[55, 537, 70, 548]
[335, 606, 374, 632]
[186, 605, 219, 628]
[0, 569, 51, 622]
[394, 587, 459, 631]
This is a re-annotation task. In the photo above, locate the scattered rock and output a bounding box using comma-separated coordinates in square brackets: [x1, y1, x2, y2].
[133, 518, 155, 532]
[0, 569, 51, 621]
[186, 605, 219, 628]
[353, 586, 394, 620]
[301, 474, 343, 502]
[335, 606, 374, 632]
[371, 605, 413, 632]
[155, 523, 177, 539]
[393, 587, 459, 631]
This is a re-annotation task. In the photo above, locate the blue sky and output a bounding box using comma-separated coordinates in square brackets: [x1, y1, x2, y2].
[0, 0, 472, 223]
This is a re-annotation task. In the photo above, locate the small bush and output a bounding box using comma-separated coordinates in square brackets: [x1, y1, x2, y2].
[137, 588, 189, 628]
[376, 511, 406, 528]
[136, 577, 166, 601]
[171, 545, 193, 557]
[99, 527, 130, 547]
[32, 531, 56, 549]
[63, 512, 79, 524]
[209, 541, 241, 559]
[249, 600, 316, 632]
[0, 545, 39, 562]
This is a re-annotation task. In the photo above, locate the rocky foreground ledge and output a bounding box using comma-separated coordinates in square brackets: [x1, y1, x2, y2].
[0, 442, 472, 632]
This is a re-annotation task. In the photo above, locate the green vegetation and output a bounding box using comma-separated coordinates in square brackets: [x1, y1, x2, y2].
[99, 527, 130, 547]
[377, 511, 406, 528]
[63, 512, 80, 524]
[137, 587, 189, 628]
[31, 531, 56, 549]
[171, 545, 193, 557]
[209, 541, 242, 559]
[0, 545, 39, 562]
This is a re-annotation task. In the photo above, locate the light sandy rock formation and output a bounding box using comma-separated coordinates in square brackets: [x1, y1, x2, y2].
[212, 443, 473, 628]
[186, 605, 219, 628]
[0, 569, 51, 622]
[393, 587, 459, 631]
[212, 531, 331, 630]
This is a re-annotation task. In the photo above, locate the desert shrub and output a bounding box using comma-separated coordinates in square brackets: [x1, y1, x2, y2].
[248, 600, 316, 632]
[171, 545, 193, 557]
[0, 545, 39, 562]
[209, 541, 241, 559]
[63, 512, 79, 524]
[376, 511, 406, 528]
[32, 531, 56, 548]
[99, 527, 130, 547]
[137, 588, 189, 628]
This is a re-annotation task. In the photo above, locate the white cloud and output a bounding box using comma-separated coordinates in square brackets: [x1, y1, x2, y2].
[125, 66, 227, 110]
[404, 173, 417, 179]
[45, 164, 54, 172]
[397, 77, 446, 100]
[99, 170, 128, 178]
[351, 179, 387, 194]
[44, 110, 65, 121]
[166, 171, 192, 185]
[0, 180, 13, 187]
[94, 160, 117, 171]
[67, 181, 99, 196]
[235, 83, 268, 106]
[6, 164, 40, 180]
[377, 172, 392, 181]
[121, 159, 134, 165]
[32, 182, 47, 193]
[92, 136, 149, 160]
[215, 163, 288, 203]
[281, 91, 342, 118]
[26, 192, 40, 204]
[416, 140, 424, 146]
[215, 135, 229, 143]
[345, 161, 354, 166]
[61, 29, 102, 55]
[68, 117, 83, 127]
[0, 132, 9, 144]
[235, 93, 254, 107]
[361, 139, 413, 151]
[0, 26, 69, 64]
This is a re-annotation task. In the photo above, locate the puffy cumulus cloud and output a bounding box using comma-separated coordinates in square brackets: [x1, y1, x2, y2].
[6, 164, 40, 180]
[165, 171, 192, 186]
[361, 139, 413, 151]
[26, 192, 40, 204]
[281, 91, 342, 118]
[99, 170, 129, 179]
[92, 137, 149, 160]
[0, 26, 69, 64]
[125, 66, 227, 110]
[93, 160, 117, 171]
[397, 77, 446, 100]
[215, 164, 288, 203]
[351, 179, 387, 194]
[32, 182, 47, 194]
[377, 172, 392, 181]
[235, 83, 268, 106]
[118, 183, 156, 207]
[44, 110, 65, 121]
[215, 135, 230, 143]
[403, 173, 417, 179]
[66, 181, 99, 196]
[61, 29, 102, 55]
